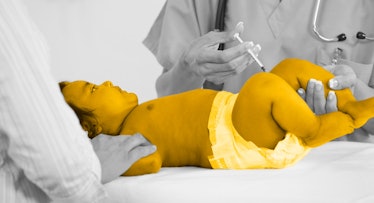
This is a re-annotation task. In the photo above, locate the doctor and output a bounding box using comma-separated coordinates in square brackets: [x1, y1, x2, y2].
[144, 0, 374, 142]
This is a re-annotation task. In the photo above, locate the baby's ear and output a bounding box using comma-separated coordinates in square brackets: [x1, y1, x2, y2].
[91, 124, 103, 138]
[81, 119, 102, 138]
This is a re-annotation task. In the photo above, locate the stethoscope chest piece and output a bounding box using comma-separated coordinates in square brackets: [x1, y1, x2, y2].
[331, 47, 343, 65]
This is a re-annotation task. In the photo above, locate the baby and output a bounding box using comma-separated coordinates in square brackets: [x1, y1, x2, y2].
[60, 58, 374, 176]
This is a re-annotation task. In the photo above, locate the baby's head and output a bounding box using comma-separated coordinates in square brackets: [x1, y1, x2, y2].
[60, 80, 138, 138]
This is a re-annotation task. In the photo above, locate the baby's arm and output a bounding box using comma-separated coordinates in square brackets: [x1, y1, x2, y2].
[123, 151, 162, 176]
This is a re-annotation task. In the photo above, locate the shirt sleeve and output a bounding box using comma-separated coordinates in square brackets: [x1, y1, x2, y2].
[143, 0, 218, 71]
[0, 0, 107, 202]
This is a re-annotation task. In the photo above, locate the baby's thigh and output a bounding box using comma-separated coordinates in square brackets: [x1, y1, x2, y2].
[271, 58, 334, 92]
[234, 73, 291, 148]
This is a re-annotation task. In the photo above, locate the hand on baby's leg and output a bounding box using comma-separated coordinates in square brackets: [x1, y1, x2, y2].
[273, 58, 374, 129]
[297, 79, 338, 115]
[326, 64, 357, 90]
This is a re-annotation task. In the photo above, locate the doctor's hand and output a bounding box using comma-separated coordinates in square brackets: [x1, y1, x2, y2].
[91, 133, 156, 184]
[297, 64, 357, 115]
[326, 64, 357, 90]
[297, 79, 338, 115]
[181, 22, 261, 84]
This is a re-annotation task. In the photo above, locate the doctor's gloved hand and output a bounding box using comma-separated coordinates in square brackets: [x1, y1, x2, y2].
[297, 79, 338, 115]
[182, 22, 261, 85]
[326, 64, 357, 90]
[297, 64, 357, 115]
[91, 133, 156, 184]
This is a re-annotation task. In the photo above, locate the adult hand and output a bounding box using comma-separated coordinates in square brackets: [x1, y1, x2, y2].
[297, 79, 338, 115]
[91, 133, 156, 184]
[297, 64, 357, 114]
[325, 64, 357, 90]
[182, 22, 261, 85]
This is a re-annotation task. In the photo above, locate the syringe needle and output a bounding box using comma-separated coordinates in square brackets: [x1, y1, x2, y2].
[233, 33, 266, 72]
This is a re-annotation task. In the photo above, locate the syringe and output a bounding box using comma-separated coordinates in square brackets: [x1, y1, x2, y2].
[233, 33, 266, 72]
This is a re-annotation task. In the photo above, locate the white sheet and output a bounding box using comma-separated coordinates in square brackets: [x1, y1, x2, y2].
[105, 141, 374, 203]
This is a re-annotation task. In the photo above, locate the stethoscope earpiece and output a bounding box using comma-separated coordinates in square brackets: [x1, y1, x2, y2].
[337, 33, 346, 41]
[356, 31, 374, 40]
[356, 31, 366, 40]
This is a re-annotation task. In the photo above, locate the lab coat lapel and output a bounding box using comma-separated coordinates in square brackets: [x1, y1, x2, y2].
[266, 0, 301, 38]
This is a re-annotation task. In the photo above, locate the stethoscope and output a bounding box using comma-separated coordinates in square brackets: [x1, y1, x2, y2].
[203, 0, 228, 90]
[313, 0, 374, 42]
[207, 0, 374, 90]
[216, 0, 374, 42]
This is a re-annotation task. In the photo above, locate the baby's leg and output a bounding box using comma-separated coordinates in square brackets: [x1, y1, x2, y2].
[232, 72, 354, 148]
[271, 58, 374, 128]
[123, 151, 162, 176]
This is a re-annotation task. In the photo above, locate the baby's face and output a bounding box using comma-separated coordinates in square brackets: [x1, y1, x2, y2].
[62, 80, 138, 134]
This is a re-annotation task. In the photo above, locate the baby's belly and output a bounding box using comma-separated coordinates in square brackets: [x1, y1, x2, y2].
[121, 97, 214, 167]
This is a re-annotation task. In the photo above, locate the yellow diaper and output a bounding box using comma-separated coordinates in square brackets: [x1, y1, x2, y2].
[208, 91, 311, 169]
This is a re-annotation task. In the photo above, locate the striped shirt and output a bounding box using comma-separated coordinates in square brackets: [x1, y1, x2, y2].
[0, 0, 107, 202]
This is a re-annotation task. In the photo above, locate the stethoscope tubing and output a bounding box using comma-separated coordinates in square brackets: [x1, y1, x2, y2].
[313, 0, 374, 42]
[312, 0, 337, 42]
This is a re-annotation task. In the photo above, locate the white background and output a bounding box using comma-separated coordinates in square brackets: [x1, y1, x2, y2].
[24, 0, 165, 102]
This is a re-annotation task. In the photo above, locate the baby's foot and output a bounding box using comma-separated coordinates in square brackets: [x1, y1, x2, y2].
[342, 98, 374, 128]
